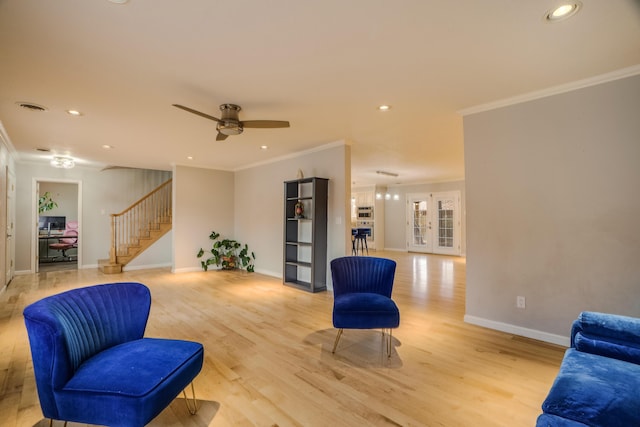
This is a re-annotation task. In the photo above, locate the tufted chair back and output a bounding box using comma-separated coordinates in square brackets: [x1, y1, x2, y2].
[23, 282, 151, 420]
[331, 256, 396, 298]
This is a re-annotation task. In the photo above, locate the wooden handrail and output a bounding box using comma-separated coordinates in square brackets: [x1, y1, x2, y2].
[109, 179, 172, 264]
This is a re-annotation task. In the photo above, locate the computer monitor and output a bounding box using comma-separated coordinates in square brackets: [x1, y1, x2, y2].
[39, 216, 66, 231]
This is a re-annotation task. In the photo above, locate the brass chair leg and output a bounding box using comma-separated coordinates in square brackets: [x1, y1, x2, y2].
[332, 328, 344, 353]
[383, 328, 393, 358]
[48, 420, 67, 427]
[182, 382, 199, 415]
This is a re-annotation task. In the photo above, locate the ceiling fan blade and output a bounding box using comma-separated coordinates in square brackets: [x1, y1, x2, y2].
[241, 120, 290, 129]
[172, 104, 221, 122]
[216, 132, 229, 141]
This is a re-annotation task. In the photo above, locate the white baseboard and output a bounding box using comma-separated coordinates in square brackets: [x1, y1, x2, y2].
[383, 247, 408, 252]
[464, 315, 570, 347]
[172, 266, 202, 273]
[254, 268, 280, 278]
[123, 262, 172, 272]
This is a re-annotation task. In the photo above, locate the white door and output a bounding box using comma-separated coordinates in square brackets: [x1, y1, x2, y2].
[432, 192, 461, 255]
[407, 194, 432, 253]
[5, 167, 15, 285]
[406, 191, 461, 255]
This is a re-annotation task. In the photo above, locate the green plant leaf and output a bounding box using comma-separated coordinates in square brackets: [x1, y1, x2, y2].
[197, 230, 255, 272]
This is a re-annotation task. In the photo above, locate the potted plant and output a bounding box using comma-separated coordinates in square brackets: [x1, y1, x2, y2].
[197, 231, 256, 272]
[39, 191, 58, 213]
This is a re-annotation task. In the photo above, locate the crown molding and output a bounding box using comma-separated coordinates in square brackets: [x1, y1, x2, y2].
[458, 64, 640, 116]
[233, 139, 347, 172]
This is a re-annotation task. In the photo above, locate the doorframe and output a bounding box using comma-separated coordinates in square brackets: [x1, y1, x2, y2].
[5, 167, 16, 286]
[31, 178, 83, 273]
[405, 191, 461, 256]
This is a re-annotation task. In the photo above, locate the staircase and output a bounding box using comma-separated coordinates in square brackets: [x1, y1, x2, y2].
[100, 179, 172, 274]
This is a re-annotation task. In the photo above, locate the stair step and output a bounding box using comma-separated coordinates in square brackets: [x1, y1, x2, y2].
[98, 259, 122, 274]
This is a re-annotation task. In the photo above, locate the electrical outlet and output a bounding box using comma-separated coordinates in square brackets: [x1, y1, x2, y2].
[516, 296, 526, 309]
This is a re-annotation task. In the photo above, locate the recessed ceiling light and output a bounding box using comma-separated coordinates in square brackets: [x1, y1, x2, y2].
[187, 156, 193, 160]
[378, 105, 391, 111]
[102, 144, 113, 149]
[545, 2, 581, 22]
[108, 0, 129, 3]
[260, 145, 268, 150]
[66, 109, 83, 116]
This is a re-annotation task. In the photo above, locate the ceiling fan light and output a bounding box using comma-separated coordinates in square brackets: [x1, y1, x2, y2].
[217, 122, 243, 136]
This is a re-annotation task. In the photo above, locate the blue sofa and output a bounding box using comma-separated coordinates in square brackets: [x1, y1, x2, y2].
[537, 311, 640, 427]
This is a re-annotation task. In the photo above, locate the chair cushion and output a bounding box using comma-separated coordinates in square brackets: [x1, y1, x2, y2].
[333, 292, 399, 329]
[57, 338, 204, 427]
[541, 349, 640, 427]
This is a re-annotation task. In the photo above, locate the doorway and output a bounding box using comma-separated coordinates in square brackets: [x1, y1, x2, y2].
[406, 191, 461, 256]
[33, 179, 81, 273]
[3, 167, 16, 287]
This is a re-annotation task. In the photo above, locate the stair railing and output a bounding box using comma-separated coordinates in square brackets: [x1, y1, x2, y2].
[110, 179, 172, 263]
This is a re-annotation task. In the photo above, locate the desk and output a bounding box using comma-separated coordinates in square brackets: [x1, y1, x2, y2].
[39, 234, 78, 262]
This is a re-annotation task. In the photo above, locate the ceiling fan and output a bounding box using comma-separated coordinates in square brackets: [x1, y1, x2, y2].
[172, 103, 290, 141]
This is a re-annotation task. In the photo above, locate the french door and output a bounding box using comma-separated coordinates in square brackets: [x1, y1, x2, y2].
[406, 191, 461, 255]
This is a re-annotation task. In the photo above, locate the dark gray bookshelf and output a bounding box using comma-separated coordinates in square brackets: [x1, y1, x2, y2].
[283, 177, 328, 293]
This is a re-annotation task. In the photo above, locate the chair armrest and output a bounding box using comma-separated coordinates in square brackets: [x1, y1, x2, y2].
[571, 311, 640, 365]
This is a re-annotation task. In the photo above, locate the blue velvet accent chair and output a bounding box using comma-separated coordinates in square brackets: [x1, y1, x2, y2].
[23, 282, 204, 427]
[330, 256, 400, 357]
[536, 311, 640, 427]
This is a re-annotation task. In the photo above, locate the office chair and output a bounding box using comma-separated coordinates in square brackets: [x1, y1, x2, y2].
[48, 221, 78, 261]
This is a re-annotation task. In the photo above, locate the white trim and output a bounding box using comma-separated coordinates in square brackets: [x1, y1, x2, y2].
[253, 268, 280, 278]
[385, 178, 466, 188]
[172, 266, 202, 273]
[458, 64, 640, 116]
[233, 140, 347, 172]
[172, 140, 348, 173]
[0, 121, 17, 157]
[123, 262, 172, 272]
[464, 314, 570, 347]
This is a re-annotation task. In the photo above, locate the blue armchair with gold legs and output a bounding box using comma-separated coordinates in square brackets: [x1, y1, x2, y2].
[23, 282, 204, 427]
[330, 256, 400, 357]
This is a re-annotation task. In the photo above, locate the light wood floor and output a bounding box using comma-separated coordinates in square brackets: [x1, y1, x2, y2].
[0, 252, 565, 427]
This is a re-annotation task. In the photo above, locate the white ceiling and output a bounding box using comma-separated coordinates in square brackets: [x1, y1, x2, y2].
[1, 0, 639, 186]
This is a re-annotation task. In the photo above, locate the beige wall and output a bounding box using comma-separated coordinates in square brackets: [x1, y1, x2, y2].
[463, 74, 640, 343]
[234, 142, 350, 287]
[39, 182, 78, 222]
[172, 165, 235, 272]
